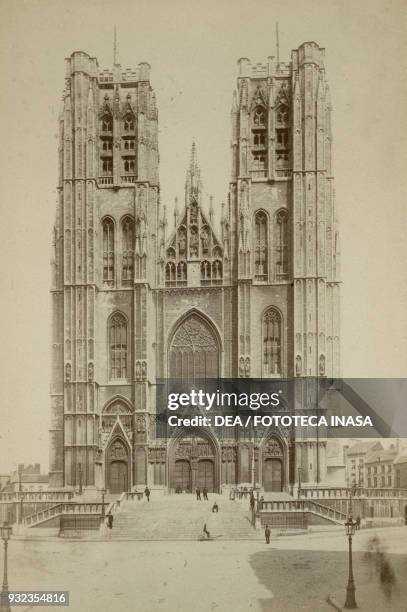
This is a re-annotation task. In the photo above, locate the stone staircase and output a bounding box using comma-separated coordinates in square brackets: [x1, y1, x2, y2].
[110, 494, 262, 541]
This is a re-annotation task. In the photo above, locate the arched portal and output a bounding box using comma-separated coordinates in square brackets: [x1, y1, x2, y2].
[106, 437, 130, 494]
[169, 432, 220, 493]
[168, 313, 220, 379]
[262, 437, 285, 492]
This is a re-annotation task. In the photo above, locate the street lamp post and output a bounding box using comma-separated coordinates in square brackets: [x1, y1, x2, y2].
[297, 467, 303, 499]
[0, 522, 12, 612]
[344, 516, 357, 609]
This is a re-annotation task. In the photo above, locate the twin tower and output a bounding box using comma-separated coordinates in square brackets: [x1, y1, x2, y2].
[49, 43, 340, 494]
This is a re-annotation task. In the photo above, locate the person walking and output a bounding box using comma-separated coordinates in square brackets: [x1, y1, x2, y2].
[196, 487, 201, 500]
[356, 515, 361, 530]
[212, 501, 219, 513]
[144, 486, 150, 502]
[265, 524, 271, 544]
[203, 523, 210, 539]
[203, 487, 208, 500]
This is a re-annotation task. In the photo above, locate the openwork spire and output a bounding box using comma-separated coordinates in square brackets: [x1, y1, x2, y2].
[185, 140, 202, 203]
[113, 25, 118, 65]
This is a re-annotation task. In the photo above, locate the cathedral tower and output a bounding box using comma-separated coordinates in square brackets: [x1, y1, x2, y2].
[50, 51, 159, 488]
[230, 42, 340, 381]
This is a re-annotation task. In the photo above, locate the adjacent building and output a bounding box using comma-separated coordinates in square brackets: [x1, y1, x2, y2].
[345, 441, 383, 487]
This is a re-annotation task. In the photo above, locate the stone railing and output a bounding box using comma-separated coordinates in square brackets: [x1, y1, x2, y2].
[0, 491, 74, 503]
[275, 169, 292, 178]
[299, 487, 407, 500]
[258, 499, 347, 524]
[105, 491, 128, 516]
[249, 170, 267, 180]
[23, 502, 104, 528]
[121, 175, 137, 184]
[98, 176, 113, 186]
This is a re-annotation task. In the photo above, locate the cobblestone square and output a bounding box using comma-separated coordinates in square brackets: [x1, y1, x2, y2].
[3, 527, 406, 611]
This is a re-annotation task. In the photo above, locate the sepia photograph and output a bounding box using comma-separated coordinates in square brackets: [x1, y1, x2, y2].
[0, 0, 406, 610]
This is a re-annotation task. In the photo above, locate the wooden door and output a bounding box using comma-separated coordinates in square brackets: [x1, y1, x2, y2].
[263, 458, 282, 492]
[109, 460, 128, 494]
[271, 458, 282, 492]
[175, 460, 191, 492]
[197, 460, 214, 492]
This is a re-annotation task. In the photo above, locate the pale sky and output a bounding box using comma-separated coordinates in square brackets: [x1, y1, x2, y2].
[0, 0, 406, 473]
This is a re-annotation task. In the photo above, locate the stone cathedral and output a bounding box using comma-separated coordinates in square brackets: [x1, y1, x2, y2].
[49, 42, 340, 496]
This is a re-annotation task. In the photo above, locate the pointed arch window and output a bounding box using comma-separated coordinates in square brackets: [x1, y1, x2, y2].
[109, 313, 128, 379]
[124, 115, 135, 131]
[122, 217, 134, 285]
[101, 115, 113, 132]
[102, 218, 115, 286]
[276, 104, 288, 125]
[263, 308, 282, 377]
[165, 262, 176, 287]
[276, 210, 289, 278]
[253, 107, 266, 127]
[254, 211, 268, 281]
[251, 106, 267, 177]
[169, 313, 219, 379]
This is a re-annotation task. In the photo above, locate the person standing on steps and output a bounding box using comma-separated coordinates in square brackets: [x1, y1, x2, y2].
[144, 486, 150, 502]
[203, 486, 208, 500]
[196, 487, 201, 500]
[265, 524, 271, 544]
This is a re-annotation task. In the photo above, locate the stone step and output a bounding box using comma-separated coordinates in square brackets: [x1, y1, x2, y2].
[109, 495, 259, 541]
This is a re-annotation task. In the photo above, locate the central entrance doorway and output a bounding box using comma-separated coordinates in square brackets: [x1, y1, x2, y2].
[175, 460, 191, 492]
[197, 460, 215, 490]
[169, 433, 219, 493]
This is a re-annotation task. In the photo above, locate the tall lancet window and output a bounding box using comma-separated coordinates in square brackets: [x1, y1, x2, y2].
[276, 210, 289, 278]
[254, 211, 268, 280]
[122, 217, 134, 286]
[102, 217, 115, 286]
[251, 106, 267, 177]
[109, 313, 128, 379]
[263, 308, 282, 377]
[275, 103, 290, 168]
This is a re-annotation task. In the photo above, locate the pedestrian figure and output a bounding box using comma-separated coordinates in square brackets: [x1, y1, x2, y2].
[212, 501, 219, 513]
[196, 487, 201, 500]
[356, 515, 361, 530]
[203, 487, 208, 500]
[380, 558, 396, 601]
[203, 523, 210, 539]
[265, 524, 270, 544]
[144, 486, 150, 502]
[107, 513, 113, 529]
[250, 495, 255, 511]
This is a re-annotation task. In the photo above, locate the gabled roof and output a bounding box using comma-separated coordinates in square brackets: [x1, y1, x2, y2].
[347, 441, 383, 456]
[365, 448, 398, 465]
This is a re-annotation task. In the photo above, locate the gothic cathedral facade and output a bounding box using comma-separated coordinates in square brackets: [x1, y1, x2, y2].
[49, 42, 340, 495]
